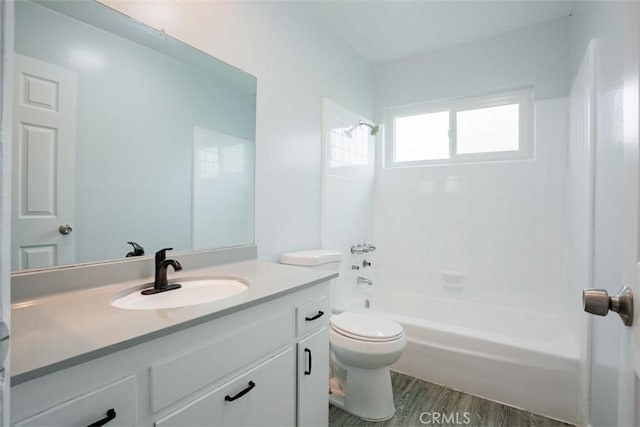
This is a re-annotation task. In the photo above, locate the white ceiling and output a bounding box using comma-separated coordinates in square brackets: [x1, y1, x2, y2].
[303, 1, 576, 64]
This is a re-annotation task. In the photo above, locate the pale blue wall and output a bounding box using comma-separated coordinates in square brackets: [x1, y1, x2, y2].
[15, 1, 256, 263]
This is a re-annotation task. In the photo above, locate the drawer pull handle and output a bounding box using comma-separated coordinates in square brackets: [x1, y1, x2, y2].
[87, 408, 116, 427]
[305, 311, 324, 321]
[225, 381, 256, 402]
[304, 348, 312, 375]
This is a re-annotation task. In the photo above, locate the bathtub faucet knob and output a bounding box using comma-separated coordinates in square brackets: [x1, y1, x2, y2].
[357, 276, 373, 286]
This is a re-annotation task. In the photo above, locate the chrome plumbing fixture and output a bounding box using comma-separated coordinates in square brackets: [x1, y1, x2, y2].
[352, 265, 360, 270]
[362, 260, 371, 268]
[583, 285, 633, 326]
[357, 276, 373, 286]
[350, 243, 376, 254]
[344, 120, 380, 137]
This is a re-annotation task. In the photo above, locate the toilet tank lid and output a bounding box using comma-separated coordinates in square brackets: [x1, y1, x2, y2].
[280, 249, 342, 266]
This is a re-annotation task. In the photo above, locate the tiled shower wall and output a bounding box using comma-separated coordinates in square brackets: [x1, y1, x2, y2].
[372, 19, 571, 315]
[321, 99, 375, 311]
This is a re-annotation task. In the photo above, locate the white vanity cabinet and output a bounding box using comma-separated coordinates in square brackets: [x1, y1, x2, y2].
[296, 296, 330, 427]
[156, 348, 295, 427]
[14, 376, 137, 427]
[11, 281, 329, 427]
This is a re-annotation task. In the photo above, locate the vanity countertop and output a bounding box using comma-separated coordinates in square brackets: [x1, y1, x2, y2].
[11, 260, 336, 385]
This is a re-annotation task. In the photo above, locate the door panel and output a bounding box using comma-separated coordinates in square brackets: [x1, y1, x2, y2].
[617, 1, 640, 424]
[12, 54, 77, 270]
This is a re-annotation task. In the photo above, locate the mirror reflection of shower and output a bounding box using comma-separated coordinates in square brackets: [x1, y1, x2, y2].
[345, 120, 380, 137]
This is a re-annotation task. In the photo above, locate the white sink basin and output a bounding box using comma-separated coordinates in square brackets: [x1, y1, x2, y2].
[111, 278, 249, 310]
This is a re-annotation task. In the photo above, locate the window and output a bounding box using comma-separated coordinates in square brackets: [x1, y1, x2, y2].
[384, 89, 533, 167]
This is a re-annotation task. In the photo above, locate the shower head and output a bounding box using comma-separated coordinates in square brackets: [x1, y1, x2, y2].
[344, 120, 380, 138]
[344, 125, 357, 138]
[359, 120, 380, 136]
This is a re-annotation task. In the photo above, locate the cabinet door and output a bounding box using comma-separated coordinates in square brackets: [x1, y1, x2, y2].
[156, 348, 295, 427]
[297, 327, 329, 427]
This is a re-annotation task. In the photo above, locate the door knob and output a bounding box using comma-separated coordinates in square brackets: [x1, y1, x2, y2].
[583, 286, 633, 326]
[58, 224, 73, 235]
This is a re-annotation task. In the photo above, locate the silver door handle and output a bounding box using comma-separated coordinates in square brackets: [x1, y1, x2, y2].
[58, 224, 73, 235]
[583, 285, 633, 326]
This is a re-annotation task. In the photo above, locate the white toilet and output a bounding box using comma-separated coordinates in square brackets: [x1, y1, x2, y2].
[280, 249, 407, 421]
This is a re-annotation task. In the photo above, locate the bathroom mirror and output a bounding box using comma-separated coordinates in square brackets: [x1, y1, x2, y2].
[11, 0, 256, 271]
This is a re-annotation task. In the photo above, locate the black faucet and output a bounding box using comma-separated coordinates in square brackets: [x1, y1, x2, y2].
[141, 248, 183, 295]
[125, 241, 145, 257]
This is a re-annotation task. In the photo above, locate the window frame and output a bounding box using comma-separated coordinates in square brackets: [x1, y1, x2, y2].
[384, 88, 534, 168]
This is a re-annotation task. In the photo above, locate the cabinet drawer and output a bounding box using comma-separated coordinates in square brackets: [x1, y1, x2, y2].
[156, 348, 295, 427]
[15, 375, 136, 427]
[296, 296, 328, 337]
[150, 311, 293, 411]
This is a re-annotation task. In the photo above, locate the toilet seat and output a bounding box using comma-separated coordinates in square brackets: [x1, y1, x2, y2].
[330, 312, 404, 342]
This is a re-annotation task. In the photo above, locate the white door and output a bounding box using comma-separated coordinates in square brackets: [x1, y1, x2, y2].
[616, 2, 640, 424]
[568, 38, 596, 425]
[583, 2, 640, 426]
[12, 54, 77, 270]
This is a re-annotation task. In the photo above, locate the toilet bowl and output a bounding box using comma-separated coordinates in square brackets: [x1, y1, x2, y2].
[280, 249, 407, 421]
[329, 311, 407, 421]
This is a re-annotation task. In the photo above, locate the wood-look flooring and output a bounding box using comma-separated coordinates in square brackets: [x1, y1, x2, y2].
[328, 371, 573, 427]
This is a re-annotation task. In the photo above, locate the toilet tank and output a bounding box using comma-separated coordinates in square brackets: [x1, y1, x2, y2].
[280, 249, 342, 272]
[280, 250, 342, 312]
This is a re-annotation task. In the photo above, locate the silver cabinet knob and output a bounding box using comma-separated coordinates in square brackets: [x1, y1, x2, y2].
[583, 286, 634, 326]
[58, 224, 73, 235]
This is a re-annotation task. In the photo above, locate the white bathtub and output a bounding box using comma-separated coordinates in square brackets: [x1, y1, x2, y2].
[366, 291, 583, 424]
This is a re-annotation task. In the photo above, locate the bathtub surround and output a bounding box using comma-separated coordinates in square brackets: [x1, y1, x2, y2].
[321, 99, 376, 310]
[369, 18, 577, 423]
[372, 17, 570, 317]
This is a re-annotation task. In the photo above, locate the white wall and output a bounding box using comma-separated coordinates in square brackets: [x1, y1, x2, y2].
[569, 3, 634, 425]
[372, 19, 571, 314]
[100, 0, 373, 262]
[374, 17, 570, 114]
